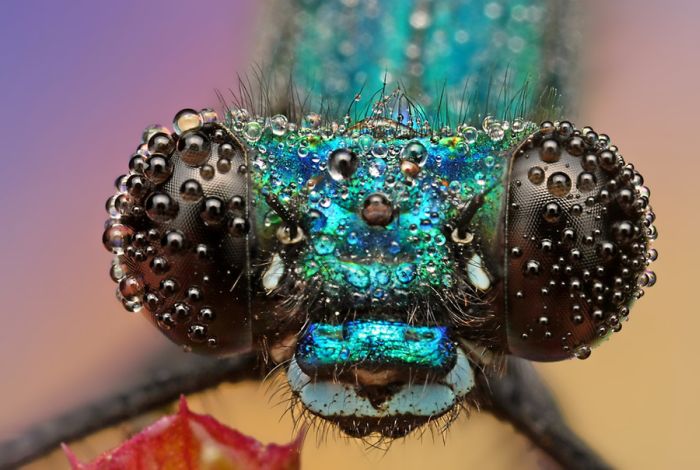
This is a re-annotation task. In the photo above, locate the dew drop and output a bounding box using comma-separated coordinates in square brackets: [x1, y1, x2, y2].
[144, 155, 173, 184]
[528, 166, 545, 185]
[540, 140, 560, 163]
[178, 131, 211, 166]
[577, 172, 597, 192]
[243, 121, 263, 142]
[173, 109, 203, 134]
[270, 114, 288, 136]
[395, 263, 417, 283]
[547, 172, 572, 197]
[542, 202, 562, 223]
[180, 179, 203, 201]
[400, 141, 428, 166]
[328, 149, 359, 181]
[145, 192, 179, 222]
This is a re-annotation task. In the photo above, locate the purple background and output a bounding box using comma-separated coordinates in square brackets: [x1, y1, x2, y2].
[1, 1, 698, 468]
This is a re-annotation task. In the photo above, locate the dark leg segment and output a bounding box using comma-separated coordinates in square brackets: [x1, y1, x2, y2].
[480, 356, 613, 470]
[0, 353, 258, 470]
[2, 353, 613, 470]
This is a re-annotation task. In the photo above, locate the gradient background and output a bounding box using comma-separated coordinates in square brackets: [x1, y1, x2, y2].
[0, 1, 697, 468]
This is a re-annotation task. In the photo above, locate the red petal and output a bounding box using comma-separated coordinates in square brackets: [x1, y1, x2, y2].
[63, 396, 303, 470]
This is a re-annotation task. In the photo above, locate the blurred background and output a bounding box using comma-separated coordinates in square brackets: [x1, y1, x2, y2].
[0, 0, 697, 468]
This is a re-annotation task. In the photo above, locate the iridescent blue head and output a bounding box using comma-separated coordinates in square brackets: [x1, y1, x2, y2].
[243, 107, 536, 436]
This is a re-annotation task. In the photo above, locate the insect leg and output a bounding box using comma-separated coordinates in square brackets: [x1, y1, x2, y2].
[0, 352, 258, 469]
[480, 357, 612, 470]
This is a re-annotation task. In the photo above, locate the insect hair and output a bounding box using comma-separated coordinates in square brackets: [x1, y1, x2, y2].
[219, 65, 563, 131]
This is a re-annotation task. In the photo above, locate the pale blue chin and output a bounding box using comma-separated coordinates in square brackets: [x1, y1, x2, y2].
[287, 348, 474, 421]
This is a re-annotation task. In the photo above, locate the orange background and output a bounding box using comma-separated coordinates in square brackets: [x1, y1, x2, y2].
[1, 1, 698, 468]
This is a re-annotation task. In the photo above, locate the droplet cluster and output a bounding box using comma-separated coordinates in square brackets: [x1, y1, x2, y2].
[226, 92, 537, 316]
[505, 121, 657, 360]
[103, 109, 255, 354]
[102, 101, 657, 364]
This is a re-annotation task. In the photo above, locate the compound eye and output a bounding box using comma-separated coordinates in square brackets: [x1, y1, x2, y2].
[503, 121, 657, 361]
[102, 110, 259, 355]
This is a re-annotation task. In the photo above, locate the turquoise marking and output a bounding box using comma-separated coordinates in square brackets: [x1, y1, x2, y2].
[296, 320, 456, 372]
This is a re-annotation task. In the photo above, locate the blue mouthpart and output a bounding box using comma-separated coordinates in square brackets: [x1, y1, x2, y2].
[295, 320, 457, 373]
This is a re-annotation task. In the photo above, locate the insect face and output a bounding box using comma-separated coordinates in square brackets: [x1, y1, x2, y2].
[103, 106, 656, 438]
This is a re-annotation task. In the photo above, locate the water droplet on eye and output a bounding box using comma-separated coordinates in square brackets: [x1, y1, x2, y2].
[400, 141, 428, 166]
[598, 150, 617, 172]
[119, 275, 144, 298]
[219, 142, 236, 158]
[216, 158, 232, 173]
[199, 108, 218, 124]
[328, 148, 359, 181]
[178, 131, 211, 166]
[199, 307, 215, 322]
[540, 139, 561, 163]
[147, 132, 175, 155]
[121, 297, 143, 313]
[243, 121, 263, 142]
[180, 179, 203, 201]
[199, 164, 215, 180]
[228, 217, 250, 237]
[145, 192, 179, 222]
[270, 114, 288, 136]
[102, 224, 134, 252]
[547, 172, 572, 197]
[574, 345, 592, 360]
[126, 174, 149, 198]
[144, 155, 173, 184]
[542, 202, 562, 223]
[528, 166, 545, 185]
[639, 270, 657, 287]
[611, 220, 635, 243]
[150, 256, 169, 275]
[395, 263, 417, 283]
[577, 172, 597, 192]
[173, 109, 203, 134]
[110, 257, 128, 282]
[188, 324, 207, 342]
[523, 259, 541, 276]
[581, 154, 598, 171]
[648, 248, 658, 262]
[200, 196, 226, 225]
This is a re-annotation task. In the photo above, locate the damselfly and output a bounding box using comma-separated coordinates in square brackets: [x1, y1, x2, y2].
[2, 1, 657, 468]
